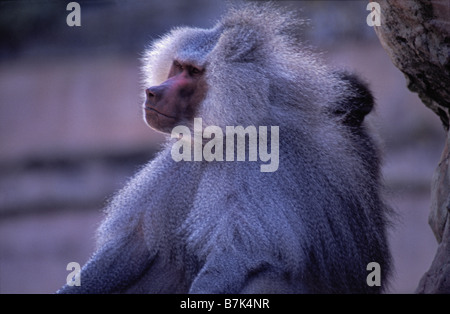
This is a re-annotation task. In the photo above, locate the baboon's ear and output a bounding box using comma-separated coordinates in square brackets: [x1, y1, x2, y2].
[214, 25, 263, 63]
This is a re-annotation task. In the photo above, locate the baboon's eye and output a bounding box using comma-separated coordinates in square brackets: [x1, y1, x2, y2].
[190, 67, 202, 75]
[173, 60, 183, 70]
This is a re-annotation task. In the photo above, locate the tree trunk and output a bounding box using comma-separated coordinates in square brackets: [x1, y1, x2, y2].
[372, 0, 450, 293]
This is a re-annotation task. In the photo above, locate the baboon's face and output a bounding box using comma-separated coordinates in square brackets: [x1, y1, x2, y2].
[144, 60, 207, 133]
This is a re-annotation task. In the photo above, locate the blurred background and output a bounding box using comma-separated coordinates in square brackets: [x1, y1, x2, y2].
[0, 0, 446, 293]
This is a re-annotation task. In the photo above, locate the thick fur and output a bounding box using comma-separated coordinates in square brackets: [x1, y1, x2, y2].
[58, 4, 391, 294]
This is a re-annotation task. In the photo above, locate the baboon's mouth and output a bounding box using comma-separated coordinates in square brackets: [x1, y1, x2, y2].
[145, 106, 176, 119]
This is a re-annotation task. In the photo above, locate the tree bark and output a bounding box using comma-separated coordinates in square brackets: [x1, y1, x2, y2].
[372, 0, 450, 293]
